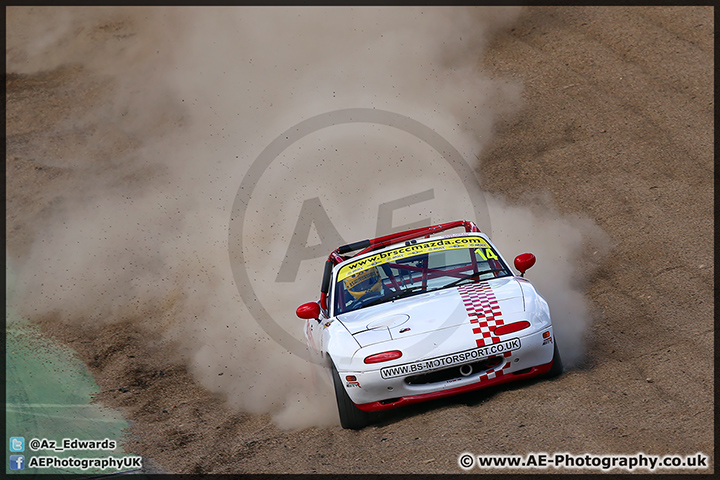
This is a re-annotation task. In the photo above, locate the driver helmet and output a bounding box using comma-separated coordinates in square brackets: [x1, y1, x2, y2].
[345, 267, 382, 300]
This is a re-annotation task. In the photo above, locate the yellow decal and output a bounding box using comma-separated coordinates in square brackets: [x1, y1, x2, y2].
[337, 236, 490, 281]
[475, 247, 498, 261]
[484, 248, 498, 260]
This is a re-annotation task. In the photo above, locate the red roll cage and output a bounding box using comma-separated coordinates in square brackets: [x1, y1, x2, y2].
[319, 220, 482, 310]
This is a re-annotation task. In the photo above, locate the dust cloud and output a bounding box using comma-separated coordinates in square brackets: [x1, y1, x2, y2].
[485, 194, 611, 367]
[6, 7, 606, 429]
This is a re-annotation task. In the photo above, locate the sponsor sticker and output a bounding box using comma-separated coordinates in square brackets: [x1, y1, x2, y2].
[337, 236, 490, 282]
[379, 338, 521, 379]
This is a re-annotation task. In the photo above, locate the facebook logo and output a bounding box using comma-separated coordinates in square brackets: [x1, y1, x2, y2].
[9, 455, 25, 470]
[9, 437, 25, 452]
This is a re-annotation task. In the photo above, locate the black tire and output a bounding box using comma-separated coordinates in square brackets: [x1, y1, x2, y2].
[331, 362, 371, 430]
[545, 341, 564, 378]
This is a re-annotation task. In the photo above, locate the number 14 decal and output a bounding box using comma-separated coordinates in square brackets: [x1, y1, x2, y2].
[475, 248, 498, 261]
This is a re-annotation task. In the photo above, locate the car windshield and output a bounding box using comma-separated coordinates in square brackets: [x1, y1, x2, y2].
[333, 235, 511, 314]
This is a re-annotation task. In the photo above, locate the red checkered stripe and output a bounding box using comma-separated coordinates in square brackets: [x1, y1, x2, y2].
[457, 282, 513, 379]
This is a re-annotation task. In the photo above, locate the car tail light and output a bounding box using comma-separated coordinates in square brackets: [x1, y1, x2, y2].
[494, 321, 531, 336]
[364, 350, 402, 364]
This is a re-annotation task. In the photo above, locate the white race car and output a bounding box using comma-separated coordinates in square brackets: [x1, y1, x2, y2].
[296, 220, 562, 429]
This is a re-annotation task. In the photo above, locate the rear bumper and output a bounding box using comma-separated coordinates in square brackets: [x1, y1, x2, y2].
[356, 357, 553, 412]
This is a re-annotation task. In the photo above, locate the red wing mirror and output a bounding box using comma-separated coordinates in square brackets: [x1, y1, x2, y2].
[514, 253, 536, 277]
[296, 302, 321, 320]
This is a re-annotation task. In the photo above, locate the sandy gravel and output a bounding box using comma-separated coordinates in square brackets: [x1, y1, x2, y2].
[5, 6, 713, 474]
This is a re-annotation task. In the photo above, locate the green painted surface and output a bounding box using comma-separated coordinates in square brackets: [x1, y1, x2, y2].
[5, 262, 135, 475]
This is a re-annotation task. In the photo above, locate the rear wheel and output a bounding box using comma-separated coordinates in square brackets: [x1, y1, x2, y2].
[545, 341, 564, 378]
[331, 362, 371, 430]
